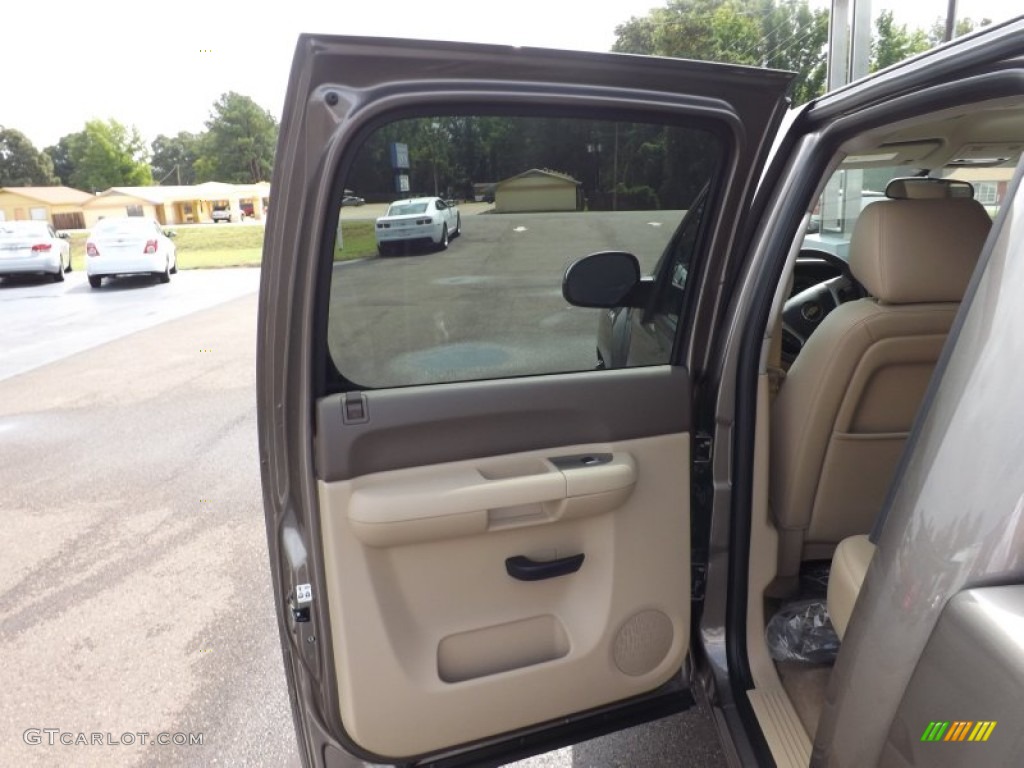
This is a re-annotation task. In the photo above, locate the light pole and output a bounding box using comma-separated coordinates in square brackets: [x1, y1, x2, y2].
[612, 123, 619, 212]
[430, 122, 442, 196]
[586, 142, 602, 209]
[156, 164, 181, 185]
[826, 0, 872, 234]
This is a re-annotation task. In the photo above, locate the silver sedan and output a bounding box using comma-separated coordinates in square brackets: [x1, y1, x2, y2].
[0, 220, 71, 282]
[85, 217, 178, 288]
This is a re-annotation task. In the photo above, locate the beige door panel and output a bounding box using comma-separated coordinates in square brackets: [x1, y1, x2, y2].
[318, 433, 690, 757]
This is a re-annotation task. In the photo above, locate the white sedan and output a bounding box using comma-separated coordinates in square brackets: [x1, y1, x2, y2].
[86, 217, 178, 288]
[374, 197, 461, 255]
[0, 221, 71, 282]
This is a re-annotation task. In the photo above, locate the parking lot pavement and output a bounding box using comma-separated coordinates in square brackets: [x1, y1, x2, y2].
[339, 200, 496, 220]
[0, 294, 297, 768]
[0, 267, 261, 382]
[327, 209, 679, 386]
[509, 707, 726, 767]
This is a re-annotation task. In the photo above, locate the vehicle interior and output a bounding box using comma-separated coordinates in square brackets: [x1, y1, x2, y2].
[746, 95, 1022, 764]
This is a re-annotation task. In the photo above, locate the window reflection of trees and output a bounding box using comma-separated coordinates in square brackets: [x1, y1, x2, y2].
[345, 116, 718, 211]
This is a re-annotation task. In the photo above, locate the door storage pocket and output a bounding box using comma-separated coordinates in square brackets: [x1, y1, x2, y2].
[438, 615, 570, 682]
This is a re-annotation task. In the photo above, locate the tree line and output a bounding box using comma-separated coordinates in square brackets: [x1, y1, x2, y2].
[0, 92, 278, 191]
[348, 116, 721, 210]
[613, 0, 990, 104]
[0, 2, 993, 194]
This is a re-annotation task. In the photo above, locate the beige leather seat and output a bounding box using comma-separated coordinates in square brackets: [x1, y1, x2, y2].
[827, 534, 876, 640]
[770, 195, 991, 591]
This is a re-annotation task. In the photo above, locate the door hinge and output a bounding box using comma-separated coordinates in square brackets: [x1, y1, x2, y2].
[694, 432, 713, 464]
[691, 562, 707, 601]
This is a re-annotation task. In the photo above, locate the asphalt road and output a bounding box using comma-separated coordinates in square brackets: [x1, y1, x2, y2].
[329, 209, 679, 387]
[0, 268, 262, 382]
[0, 291, 295, 767]
[0, 211, 725, 767]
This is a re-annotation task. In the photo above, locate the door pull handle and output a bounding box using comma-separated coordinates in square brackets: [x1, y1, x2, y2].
[505, 553, 585, 581]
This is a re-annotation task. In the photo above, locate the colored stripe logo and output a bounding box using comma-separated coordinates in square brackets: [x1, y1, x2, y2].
[921, 721, 996, 742]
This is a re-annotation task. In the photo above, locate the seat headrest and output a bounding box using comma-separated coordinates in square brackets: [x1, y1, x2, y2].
[849, 198, 992, 304]
[885, 177, 974, 200]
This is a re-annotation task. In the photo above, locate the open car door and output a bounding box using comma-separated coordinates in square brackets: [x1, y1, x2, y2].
[258, 35, 792, 767]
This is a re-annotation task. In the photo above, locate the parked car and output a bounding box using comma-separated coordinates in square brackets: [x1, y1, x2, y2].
[0, 220, 71, 282]
[85, 217, 177, 288]
[212, 205, 233, 223]
[258, 21, 1024, 768]
[374, 196, 460, 255]
[342, 195, 365, 206]
[240, 202, 255, 219]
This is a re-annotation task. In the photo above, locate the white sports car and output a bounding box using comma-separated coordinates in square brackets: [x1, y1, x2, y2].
[86, 217, 177, 288]
[374, 197, 460, 255]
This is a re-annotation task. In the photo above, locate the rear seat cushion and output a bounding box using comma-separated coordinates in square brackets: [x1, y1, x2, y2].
[827, 534, 877, 640]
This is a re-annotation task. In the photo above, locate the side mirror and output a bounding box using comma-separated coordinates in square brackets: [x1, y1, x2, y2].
[165, 230, 178, 239]
[446, 199, 457, 207]
[58, 231, 71, 240]
[562, 251, 641, 308]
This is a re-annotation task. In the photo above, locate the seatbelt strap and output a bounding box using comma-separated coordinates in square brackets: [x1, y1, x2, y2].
[767, 315, 786, 399]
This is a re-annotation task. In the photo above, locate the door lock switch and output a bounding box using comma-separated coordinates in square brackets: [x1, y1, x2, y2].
[342, 393, 369, 424]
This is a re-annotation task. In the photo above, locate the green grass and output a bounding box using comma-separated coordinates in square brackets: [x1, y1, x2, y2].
[68, 233, 90, 271]
[334, 220, 378, 261]
[68, 220, 378, 271]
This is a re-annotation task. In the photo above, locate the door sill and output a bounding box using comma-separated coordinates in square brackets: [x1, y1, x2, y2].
[746, 686, 811, 768]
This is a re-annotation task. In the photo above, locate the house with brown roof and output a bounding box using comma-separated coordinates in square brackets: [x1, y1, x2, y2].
[0, 182, 274, 229]
[0, 186, 93, 229]
[82, 181, 271, 227]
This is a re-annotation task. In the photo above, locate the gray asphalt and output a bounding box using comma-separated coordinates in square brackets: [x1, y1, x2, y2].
[329, 210, 678, 387]
[0, 211, 726, 767]
[0, 268, 262, 382]
[0, 292, 296, 767]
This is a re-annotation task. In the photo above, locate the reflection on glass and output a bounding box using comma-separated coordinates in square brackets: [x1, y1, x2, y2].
[328, 115, 722, 388]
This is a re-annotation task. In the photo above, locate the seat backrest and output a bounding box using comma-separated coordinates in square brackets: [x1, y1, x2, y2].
[770, 197, 991, 588]
[827, 534, 876, 640]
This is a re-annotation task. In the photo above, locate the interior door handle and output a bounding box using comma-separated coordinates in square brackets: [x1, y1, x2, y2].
[505, 553, 585, 581]
[348, 452, 637, 547]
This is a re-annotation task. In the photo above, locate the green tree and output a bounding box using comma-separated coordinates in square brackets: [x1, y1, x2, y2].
[760, 0, 829, 103]
[871, 14, 992, 74]
[927, 16, 992, 45]
[151, 131, 200, 185]
[613, 0, 829, 105]
[44, 133, 84, 186]
[871, 10, 930, 72]
[0, 127, 59, 186]
[345, 115, 716, 211]
[194, 93, 277, 183]
[67, 119, 152, 191]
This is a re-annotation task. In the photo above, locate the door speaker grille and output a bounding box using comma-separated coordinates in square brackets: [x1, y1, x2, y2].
[612, 609, 673, 676]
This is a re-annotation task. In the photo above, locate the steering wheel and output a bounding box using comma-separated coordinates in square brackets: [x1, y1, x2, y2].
[781, 250, 867, 365]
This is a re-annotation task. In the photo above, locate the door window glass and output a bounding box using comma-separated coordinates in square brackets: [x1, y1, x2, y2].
[327, 114, 723, 388]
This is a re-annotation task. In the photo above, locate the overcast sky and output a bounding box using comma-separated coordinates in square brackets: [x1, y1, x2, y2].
[3, 0, 1020, 151]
